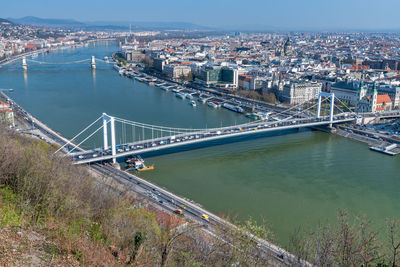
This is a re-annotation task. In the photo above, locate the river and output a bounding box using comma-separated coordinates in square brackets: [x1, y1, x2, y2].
[1, 43, 399, 247]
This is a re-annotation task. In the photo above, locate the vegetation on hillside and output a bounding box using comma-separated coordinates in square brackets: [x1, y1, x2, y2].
[1, 128, 399, 266]
[289, 211, 400, 266]
[0, 129, 277, 266]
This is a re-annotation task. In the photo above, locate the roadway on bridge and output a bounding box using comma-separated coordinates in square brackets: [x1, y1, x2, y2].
[72, 115, 355, 164]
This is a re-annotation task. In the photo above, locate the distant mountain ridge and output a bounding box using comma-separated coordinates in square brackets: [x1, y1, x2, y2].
[0, 18, 13, 25]
[7, 16, 213, 31]
[8, 16, 84, 27]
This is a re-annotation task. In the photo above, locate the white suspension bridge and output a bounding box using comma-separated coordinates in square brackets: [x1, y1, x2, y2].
[55, 92, 356, 164]
[21, 56, 112, 70]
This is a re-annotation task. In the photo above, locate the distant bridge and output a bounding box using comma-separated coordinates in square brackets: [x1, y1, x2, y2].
[55, 92, 357, 164]
[21, 56, 112, 70]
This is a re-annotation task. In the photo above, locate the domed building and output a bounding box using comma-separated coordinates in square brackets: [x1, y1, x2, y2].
[283, 37, 293, 56]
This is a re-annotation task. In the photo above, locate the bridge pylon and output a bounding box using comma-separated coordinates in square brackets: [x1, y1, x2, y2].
[91, 56, 96, 69]
[22, 56, 27, 70]
[102, 113, 116, 163]
[317, 92, 335, 127]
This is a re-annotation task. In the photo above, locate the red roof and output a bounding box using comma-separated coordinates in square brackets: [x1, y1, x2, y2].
[367, 94, 392, 104]
[24, 44, 37, 50]
[377, 94, 392, 104]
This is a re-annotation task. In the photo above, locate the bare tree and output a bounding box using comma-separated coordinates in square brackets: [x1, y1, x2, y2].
[289, 226, 312, 265]
[386, 218, 400, 267]
[356, 215, 382, 266]
[155, 217, 203, 267]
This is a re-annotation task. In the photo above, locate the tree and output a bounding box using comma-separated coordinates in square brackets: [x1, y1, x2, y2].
[208, 216, 275, 266]
[356, 216, 382, 266]
[262, 91, 277, 104]
[289, 227, 312, 265]
[334, 210, 359, 266]
[385, 218, 400, 267]
[154, 216, 203, 267]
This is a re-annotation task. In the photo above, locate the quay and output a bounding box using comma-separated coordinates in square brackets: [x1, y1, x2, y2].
[370, 144, 399, 156]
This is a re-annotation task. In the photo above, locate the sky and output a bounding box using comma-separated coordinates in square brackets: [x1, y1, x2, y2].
[2, 0, 400, 30]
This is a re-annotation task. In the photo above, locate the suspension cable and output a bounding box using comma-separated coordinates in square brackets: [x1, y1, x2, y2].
[67, 124, 105, 155]
[54, 115, 103, 154]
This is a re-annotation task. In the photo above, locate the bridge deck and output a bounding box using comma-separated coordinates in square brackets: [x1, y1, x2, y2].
[72, 117, 355, 164]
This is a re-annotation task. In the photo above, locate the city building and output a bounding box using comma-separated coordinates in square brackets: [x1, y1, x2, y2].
[0, 101, 14, 127]
[281, 81, 322, 104]
[124, 50, 145, 62]
[199, 66, 238, 88]
[356, 82, 392, 113]
[238, 75, 264, 90]
[331, 81, 400, 109]
[163, 64, 192, 79]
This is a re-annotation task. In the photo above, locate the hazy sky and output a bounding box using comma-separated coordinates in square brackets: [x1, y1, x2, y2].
[2, 0, 400, 30]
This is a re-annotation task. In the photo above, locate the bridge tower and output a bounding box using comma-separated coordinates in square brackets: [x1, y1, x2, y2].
[316, 92, 335, 127]
[22, 56, 27, 70]
[102, 113, 116, 163]
[91, 56, 96, 69]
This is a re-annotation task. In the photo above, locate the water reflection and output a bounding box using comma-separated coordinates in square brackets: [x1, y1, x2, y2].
[23, 69, 28, 88]
[91, 69, 96, 87]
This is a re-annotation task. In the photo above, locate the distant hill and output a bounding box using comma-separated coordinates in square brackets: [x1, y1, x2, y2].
[87, 20, 213, 31]
[7, 16, 213, 31]
[0, 18, 13, 25]
[8, 16, 85, 28]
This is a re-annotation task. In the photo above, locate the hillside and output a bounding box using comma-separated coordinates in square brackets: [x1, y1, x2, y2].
[0, 128, 277, 266]
[0, 18, 13, 25]
[8, 16, 84, 28]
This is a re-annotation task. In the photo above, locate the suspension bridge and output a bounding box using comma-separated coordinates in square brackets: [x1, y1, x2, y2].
[21, 55, 112, 70]
[55, 92, 356, 164]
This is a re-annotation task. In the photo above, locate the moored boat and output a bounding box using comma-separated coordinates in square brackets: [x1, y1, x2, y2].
[137, 164, 155, 171]
[207, 101, 218, 108]
[176, 93, 185, 99]
[171, 88, 182, 93]
[126, 155, 154, 171]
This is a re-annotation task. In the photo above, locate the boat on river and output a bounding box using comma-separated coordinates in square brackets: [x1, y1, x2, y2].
[137, 164, 155, 171]
[207, 101, 218, 108]
[126, 155, 154, 171]
[176, 93, 185, 99]
[172, 87, 182, 93]
[222, 103, 244, 113]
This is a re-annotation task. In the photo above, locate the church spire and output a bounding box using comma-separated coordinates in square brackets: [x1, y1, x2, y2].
[372, 81, 378, 94]
[358, 80, 364, 91]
